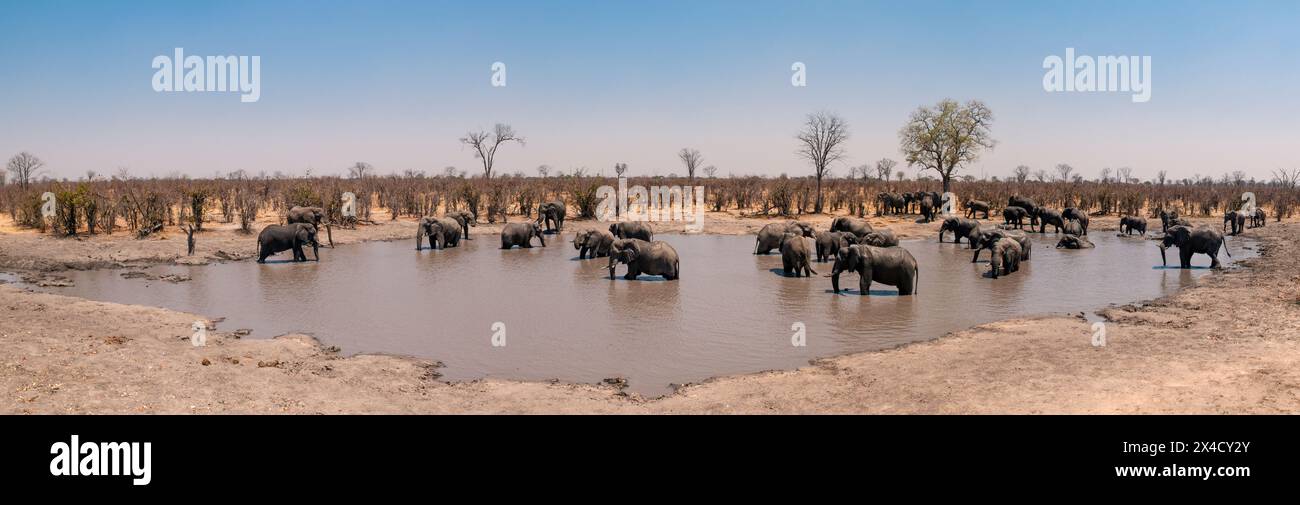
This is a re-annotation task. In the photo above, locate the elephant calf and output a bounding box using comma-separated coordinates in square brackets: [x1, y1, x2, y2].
[574, 228, 615, 259]
[1223, 211, 1246, 236]
[501, 222, 546, 249]
[964, 200, 991, 219]
[989, 239, 1022, 279]
[780, 233, 817, 277]
[814, 231, 852, 263]
[938, 217, 981, 248]
[829, 244, 918, 295]
[607, 239, 680, 280]
[1002, 206, 1029, 229]
[1120, 216, 1147, 236]
[258, 223, 319, 263]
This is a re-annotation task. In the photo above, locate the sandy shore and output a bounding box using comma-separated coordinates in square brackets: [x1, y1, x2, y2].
[2, 210, 1297, 413]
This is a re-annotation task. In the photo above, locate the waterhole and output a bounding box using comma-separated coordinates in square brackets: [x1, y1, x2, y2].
[22, 232, 1252, 395]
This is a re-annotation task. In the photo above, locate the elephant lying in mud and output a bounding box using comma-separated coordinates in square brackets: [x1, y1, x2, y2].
[829, 216, 873, 240]
[971, 229, 1031, 263]
[258, 223, 319, 263]
[862, 229, 898, 247]
[607, 239, 680, 280]
[538, 201, 566, 233]
[416, 216, 462, 250]
[1160, 225, 1229, 269]
[828, 245, 918, 295]
[1120, 215, 1147, 236]
[446, 210, 476, 239]
[574, 228, 615, 259]
[989, 238, 1023, 279]
[755, 221, 814, 254]
[1056, 235, 1094, 249]
[780, 233, 817, 277]
[938, 217, 981, 247]
[814, 231, 855, 262]
[501, 222, 546, 249]
[609, 222, 654, 242]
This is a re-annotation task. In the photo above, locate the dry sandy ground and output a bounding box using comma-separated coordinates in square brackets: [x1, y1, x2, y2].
[1, 210, 1297, 413]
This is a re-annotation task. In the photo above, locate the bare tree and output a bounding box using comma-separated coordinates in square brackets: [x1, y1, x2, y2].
[348, 162, 374, 179]
[898, 99, 996, 192]
[1273, 168, 1300, 188]
[702, 165, 717, 178]
[677, 148, 704, 182]
[1033, 169, 1048, 183]
[1156, 170, 1168, 185]
[6, 151, 45, 189]
[1116, 166, 1133, 183]
[875, 158, 897, 181]
[614, 163, 628, 177]
[1098, 167, 1112, 183]
[1013, 165, 1030, 184]
[795, 111, 850, 213]
[460, 123, 524, 179]
[1054, 163, 1074, 182]
[536, 164, 551, 178]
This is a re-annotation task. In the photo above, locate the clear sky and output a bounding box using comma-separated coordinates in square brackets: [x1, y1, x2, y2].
[1, 0, 1297, 181]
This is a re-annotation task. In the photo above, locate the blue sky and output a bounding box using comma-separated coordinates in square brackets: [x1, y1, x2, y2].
[1, 0, 1296, 181]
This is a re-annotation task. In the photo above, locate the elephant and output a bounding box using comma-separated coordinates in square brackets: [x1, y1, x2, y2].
[1120, 215, 1147, 236]
[1160, 225, 1230, 269]
[814, 231, 853, 262]
[829, 216, 873, 239]
[574, 228, 615, 259]
[286, 206, 326, 227]
[863, 229, 898, 247]
[1062, 218, 1084, 236]
[779, 233, 817, 277]
[1062, 207, 1089, 235]
[877, 192, 907, 215]
[1056, 234, 1095, 249]
[1036, 208, 1066, 234]
[416, 216, 462, 250]
[446, 210, 477, 239]
[501, 222, 546, 249]
[971, 229, 1031, 263]
[919, 194, 936, 223]
[988, 238, 1022, 279]
[1158, 209, 1189, 233]
[755, 221, 814, 254]
[1008, 196, 1040, 226]
[609, 221, 655, 242]
[607, 238, 680, 280]
[828, 244, 919, 296]
[257, 223, 319, 263]
[1002, 206, 1029, 229]
[964, 200, 991, 219]
[1223, 211, 1245, 236]
[938, 217, 982, 247]
[1252, 208, 1267, 228]
[537, 201, 566, 233]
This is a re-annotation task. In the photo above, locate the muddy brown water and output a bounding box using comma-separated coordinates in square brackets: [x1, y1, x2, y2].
[19, 232, 1254, 396]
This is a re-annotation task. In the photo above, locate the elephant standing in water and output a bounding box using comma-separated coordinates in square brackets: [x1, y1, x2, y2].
[938, 217, 981, 247]
[1036, 208, 1066, 234]
[971, 229, 1031, 263]
[828, 244, 918, 295]
[988, 239, 1022, 279]
[258, 223, 319, 263]
[862, 229, 898, 247]
[537, 201, 566, 233]
[1062, 218, 1084, 237]
[779, 233, 817, 277]
[829, 216, 873, 240]
[814, 231, 854, 262]
[1120, 216, 1147, 236]
[501, 222, 546, 249]
[574, 228, 615, 259]
[607, 239, 680, 280]
[609, 222, 654, 242]
[1002, 206, 1029, 229]
[1160, 225, 1230, 268]
[1062, 207, 1089, 235]
[446, 210, 476, 239]
[416, 216, 461, 250]
[755, 221, 814, 254]
[1008, 196, 1040, 226]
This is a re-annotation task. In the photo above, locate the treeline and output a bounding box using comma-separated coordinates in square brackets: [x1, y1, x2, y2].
[2, 173, 1296, 237]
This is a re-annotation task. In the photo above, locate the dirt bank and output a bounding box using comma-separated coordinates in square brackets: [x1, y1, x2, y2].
[2, 213, 1295, 413]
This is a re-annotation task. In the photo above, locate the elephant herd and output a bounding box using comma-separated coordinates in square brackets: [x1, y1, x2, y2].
[257, 195, 1242, 292]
